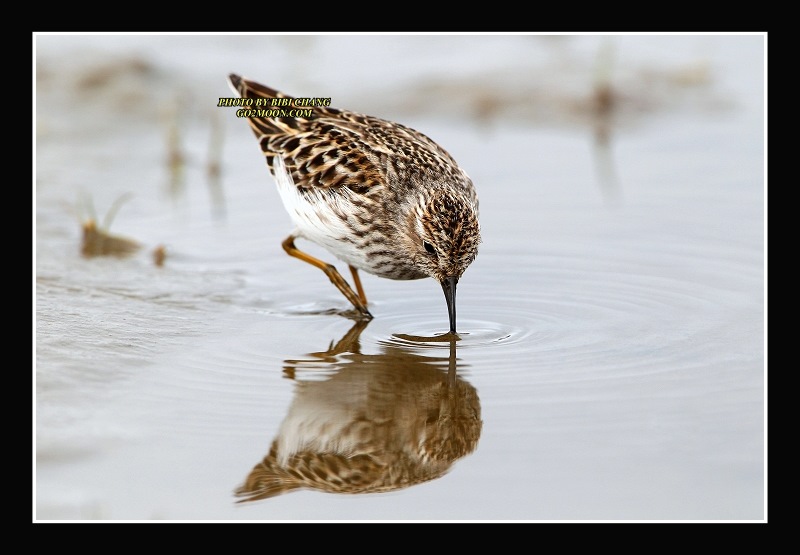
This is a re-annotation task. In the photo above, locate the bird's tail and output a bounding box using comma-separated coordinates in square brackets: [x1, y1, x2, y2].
[227, 73, 331, 136]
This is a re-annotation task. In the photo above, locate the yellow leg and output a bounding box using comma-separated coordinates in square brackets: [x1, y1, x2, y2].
[349, 265, 368, 306]
[282, 236, 373, 319]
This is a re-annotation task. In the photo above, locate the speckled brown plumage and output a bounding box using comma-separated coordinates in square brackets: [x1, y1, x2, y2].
[228, 74, 481, 332]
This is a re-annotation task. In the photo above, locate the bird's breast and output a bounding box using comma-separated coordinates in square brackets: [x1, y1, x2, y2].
[274, 166, 424, 281]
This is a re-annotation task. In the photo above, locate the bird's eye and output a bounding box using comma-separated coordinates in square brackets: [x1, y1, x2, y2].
[423, 241, 436, 255]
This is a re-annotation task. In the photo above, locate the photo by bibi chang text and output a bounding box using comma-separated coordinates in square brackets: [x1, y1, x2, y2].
[218, 96, 332, 118]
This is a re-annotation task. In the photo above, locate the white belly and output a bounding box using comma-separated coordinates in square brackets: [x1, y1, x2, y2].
[272, 156, 369, 269]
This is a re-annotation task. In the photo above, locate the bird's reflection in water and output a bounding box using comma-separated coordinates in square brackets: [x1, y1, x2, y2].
[235, 320, 482, 502]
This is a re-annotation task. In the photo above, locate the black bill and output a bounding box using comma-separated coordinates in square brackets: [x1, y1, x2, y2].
[441, 276, 458, 334]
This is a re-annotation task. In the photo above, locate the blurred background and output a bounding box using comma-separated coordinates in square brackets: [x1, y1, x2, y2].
[35, 34, 765, 521]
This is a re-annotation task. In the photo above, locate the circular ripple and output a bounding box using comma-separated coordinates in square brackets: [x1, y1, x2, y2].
[351, 246, 763, 377]
[362, 303, 547, 354]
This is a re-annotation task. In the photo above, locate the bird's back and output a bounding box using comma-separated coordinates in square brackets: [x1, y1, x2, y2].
[228, 74, 475, 203]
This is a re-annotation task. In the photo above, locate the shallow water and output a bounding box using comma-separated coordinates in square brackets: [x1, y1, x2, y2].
[35, 34, 765, 521]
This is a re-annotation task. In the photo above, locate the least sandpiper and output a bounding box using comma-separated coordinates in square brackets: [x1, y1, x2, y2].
[228, 74, 480, 333]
